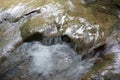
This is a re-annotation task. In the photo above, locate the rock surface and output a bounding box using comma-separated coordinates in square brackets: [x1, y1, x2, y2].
[0, 0, 120, 80]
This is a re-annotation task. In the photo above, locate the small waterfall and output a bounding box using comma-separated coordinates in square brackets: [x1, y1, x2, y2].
[42, 36, 62, 46]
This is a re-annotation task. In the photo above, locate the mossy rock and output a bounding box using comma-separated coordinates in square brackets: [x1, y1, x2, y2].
[82, 53, 115, 80]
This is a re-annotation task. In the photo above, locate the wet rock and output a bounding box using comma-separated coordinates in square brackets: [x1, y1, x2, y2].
[90, 72, 104, 80]
[0, 0, 120, 80]
[82, 29, 120, 80]
[0, 21, 22, 56]
[115, 22, 120, 30]
[61, 35, 71, 43]
[102, 72, 120, 80]
[86, 0, 120, 18]
[18, 0, 118, 59]
[23, 32, 43, 42]
[80, 0, 97, 4]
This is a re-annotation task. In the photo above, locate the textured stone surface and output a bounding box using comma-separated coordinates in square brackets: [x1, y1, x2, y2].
[0, 0, 120, 80]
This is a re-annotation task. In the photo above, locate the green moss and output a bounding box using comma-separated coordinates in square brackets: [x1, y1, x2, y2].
[54, 0, 65, 4]
[20, 18, 31, 39]
[20, 16, 49, 40]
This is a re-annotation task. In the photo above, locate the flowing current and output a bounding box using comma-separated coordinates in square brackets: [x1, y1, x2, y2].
[0, 0, 120, 79]
[1, 41, 95, 80]
[28, 42, 94, 80]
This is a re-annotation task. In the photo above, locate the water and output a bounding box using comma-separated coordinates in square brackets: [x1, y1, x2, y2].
[0, 42, 95, 80]
[42, 36, 62, 45]
[28, 42, 95, 80]
[0, 0, 120, 80]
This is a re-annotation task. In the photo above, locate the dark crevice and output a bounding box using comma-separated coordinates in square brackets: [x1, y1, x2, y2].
[23, 33, 73, 45]
[93, 43, 106, 57]
[114, 4, 120, 10]
[22, 33, 79, 54]
[23, 32, 43, 42]
[61, 35, 71, 43]
[81, 43, 106, 60]
[24, 9, 41, 16]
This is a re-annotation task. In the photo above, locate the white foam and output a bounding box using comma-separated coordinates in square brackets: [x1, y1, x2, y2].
[27, 42, 96, 79]
[29, 43, 74, 76]
[28, 43, 53, 76]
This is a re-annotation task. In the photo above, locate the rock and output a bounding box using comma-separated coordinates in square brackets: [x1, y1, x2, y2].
[0, 0, 120, 80]
[80, 0, 97, 4]
[102, 72, 120, 80]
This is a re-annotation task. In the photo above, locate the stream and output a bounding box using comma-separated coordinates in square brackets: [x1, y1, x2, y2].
[0, 0, 120, 80]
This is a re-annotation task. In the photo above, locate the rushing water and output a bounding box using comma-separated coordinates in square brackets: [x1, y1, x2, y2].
[0, 0, 120, 80]
[0, 41, 96, 80]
